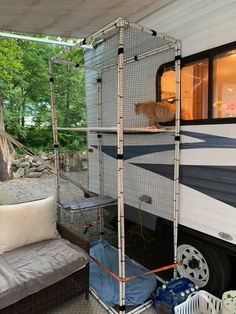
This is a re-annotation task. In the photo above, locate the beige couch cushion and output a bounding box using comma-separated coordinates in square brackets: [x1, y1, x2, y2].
[0, 196, 60, 254]
[0, 238, 90, 309]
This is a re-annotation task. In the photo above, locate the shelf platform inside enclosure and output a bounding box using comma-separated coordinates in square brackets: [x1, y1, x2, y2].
[57, 127, 175, 134]
[60, 195, 117, 213]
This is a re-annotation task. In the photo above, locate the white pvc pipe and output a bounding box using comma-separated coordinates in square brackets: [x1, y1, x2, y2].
[97, 72, 104, 239]
[173, 41, 181, 277]
[48, 61, 60, 213]
[56, 127, 173, 133]
[101, 43, 176, 73]
[116, 17, 126, 314]
[51, 59, 97, 72]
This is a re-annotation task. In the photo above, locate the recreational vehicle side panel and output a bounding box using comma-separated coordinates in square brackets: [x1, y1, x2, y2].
[140, 0, 236, 57]
[179, 124, 236, 244]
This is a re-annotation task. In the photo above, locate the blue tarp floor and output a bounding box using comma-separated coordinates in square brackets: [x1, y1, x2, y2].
[90, 240, 157, 307]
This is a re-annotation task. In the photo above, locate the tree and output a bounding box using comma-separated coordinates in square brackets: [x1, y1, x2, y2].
[0, 38, 23, 180]
[0, 36, 86, 181]
[0, 96, 12, 180]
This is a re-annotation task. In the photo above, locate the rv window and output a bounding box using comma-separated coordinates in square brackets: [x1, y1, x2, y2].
[160, 69, 176, 103]
[158, 45, 236, 122]
[181, 60, 208, 120]
[159, 60, 209, 120]
[213, 50, 236, 118]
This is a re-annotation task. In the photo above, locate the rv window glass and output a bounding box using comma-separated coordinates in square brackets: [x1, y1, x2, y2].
[160, 69, 176, 103]
[159, 60, 209, 120]
[181, 60, 208, 120]
[213, 50, 236, 118]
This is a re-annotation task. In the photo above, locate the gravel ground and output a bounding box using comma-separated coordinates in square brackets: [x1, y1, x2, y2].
[0, 171, 88, 205]
[0, 168, 163, 276]
[0, 170, 116, 242]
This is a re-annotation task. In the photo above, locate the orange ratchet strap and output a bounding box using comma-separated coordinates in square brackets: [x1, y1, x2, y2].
[90, 256, 177, 283]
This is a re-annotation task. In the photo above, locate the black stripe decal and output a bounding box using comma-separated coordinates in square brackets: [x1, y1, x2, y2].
[132, 163, 236, 208]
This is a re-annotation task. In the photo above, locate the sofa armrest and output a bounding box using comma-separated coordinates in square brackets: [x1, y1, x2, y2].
[57, 223, 90, 253]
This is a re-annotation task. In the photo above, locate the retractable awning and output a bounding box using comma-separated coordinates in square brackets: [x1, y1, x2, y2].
[0, 0, 172, 38]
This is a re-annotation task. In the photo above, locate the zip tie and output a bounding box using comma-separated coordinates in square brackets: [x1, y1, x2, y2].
[118, 47, 124, 55]
[151, 30, 157, 36]
[119, 306, 126, 311]
[175, 55, 181, 61]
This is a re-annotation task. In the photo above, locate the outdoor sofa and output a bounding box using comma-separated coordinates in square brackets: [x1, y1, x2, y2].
[0, 197, 90, 314]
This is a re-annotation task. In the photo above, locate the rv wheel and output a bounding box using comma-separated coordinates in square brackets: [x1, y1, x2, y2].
[176, 235, 231, 296]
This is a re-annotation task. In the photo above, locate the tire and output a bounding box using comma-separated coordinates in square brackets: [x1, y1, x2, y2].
[176, 234, 232, 296]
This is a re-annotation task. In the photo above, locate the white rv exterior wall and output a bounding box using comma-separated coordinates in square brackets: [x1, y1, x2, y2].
[85, 9, 236, 245]
[140, 0, 236, 57]
[139, 1, 236, 244]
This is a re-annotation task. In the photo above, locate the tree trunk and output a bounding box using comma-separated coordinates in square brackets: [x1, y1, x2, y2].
[21, 103, 25, 127]
[64, 66, 71, 125]
[0, 95, 13, 181]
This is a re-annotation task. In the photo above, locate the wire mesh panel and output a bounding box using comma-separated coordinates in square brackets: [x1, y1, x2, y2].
[82, 19, 179, 314]
[50, 64, 106, 241]
[84, 21, 176, 129]
[84, 19, 177, 222]
[50, 17, 180, 314]
[89, 133, 174, 221]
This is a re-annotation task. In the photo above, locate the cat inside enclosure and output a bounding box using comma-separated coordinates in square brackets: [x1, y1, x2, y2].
[134, 101, 176, 129]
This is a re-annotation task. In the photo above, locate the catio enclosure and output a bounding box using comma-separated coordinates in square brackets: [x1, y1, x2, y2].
[49, 17, 181, 314]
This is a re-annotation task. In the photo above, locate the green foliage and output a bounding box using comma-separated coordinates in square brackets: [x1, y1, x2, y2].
[23, 126, 53, 148]
[58, 131, 87, 152]
[0, 36, 86, 152]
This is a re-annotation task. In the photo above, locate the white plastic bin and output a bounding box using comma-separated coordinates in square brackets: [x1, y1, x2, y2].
[174, 290, 222, 314]
[222, 290, 236, 314]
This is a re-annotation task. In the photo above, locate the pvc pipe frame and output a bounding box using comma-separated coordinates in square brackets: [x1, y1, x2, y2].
[116, 18, 126, 314]
[48, 61, 60, 214]
[173, 41, 181, 277]
[49, 17, 181, 314]
[51, 16, 177, 62]
[51, 43, 176, 74]
[97, 72, 104, 239]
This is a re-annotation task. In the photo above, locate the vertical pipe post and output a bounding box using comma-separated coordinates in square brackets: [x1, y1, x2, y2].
[97, 72, 104, 239]
[49, 60, 60, 219]
[117, 17, 126, 314]
[173, 41, 181, 277]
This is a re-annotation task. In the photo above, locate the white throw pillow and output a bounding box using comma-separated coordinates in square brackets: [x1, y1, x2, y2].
[0, 196, 60, 254]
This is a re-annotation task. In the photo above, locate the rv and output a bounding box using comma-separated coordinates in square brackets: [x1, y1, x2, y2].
[85, 1, 236, 296]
